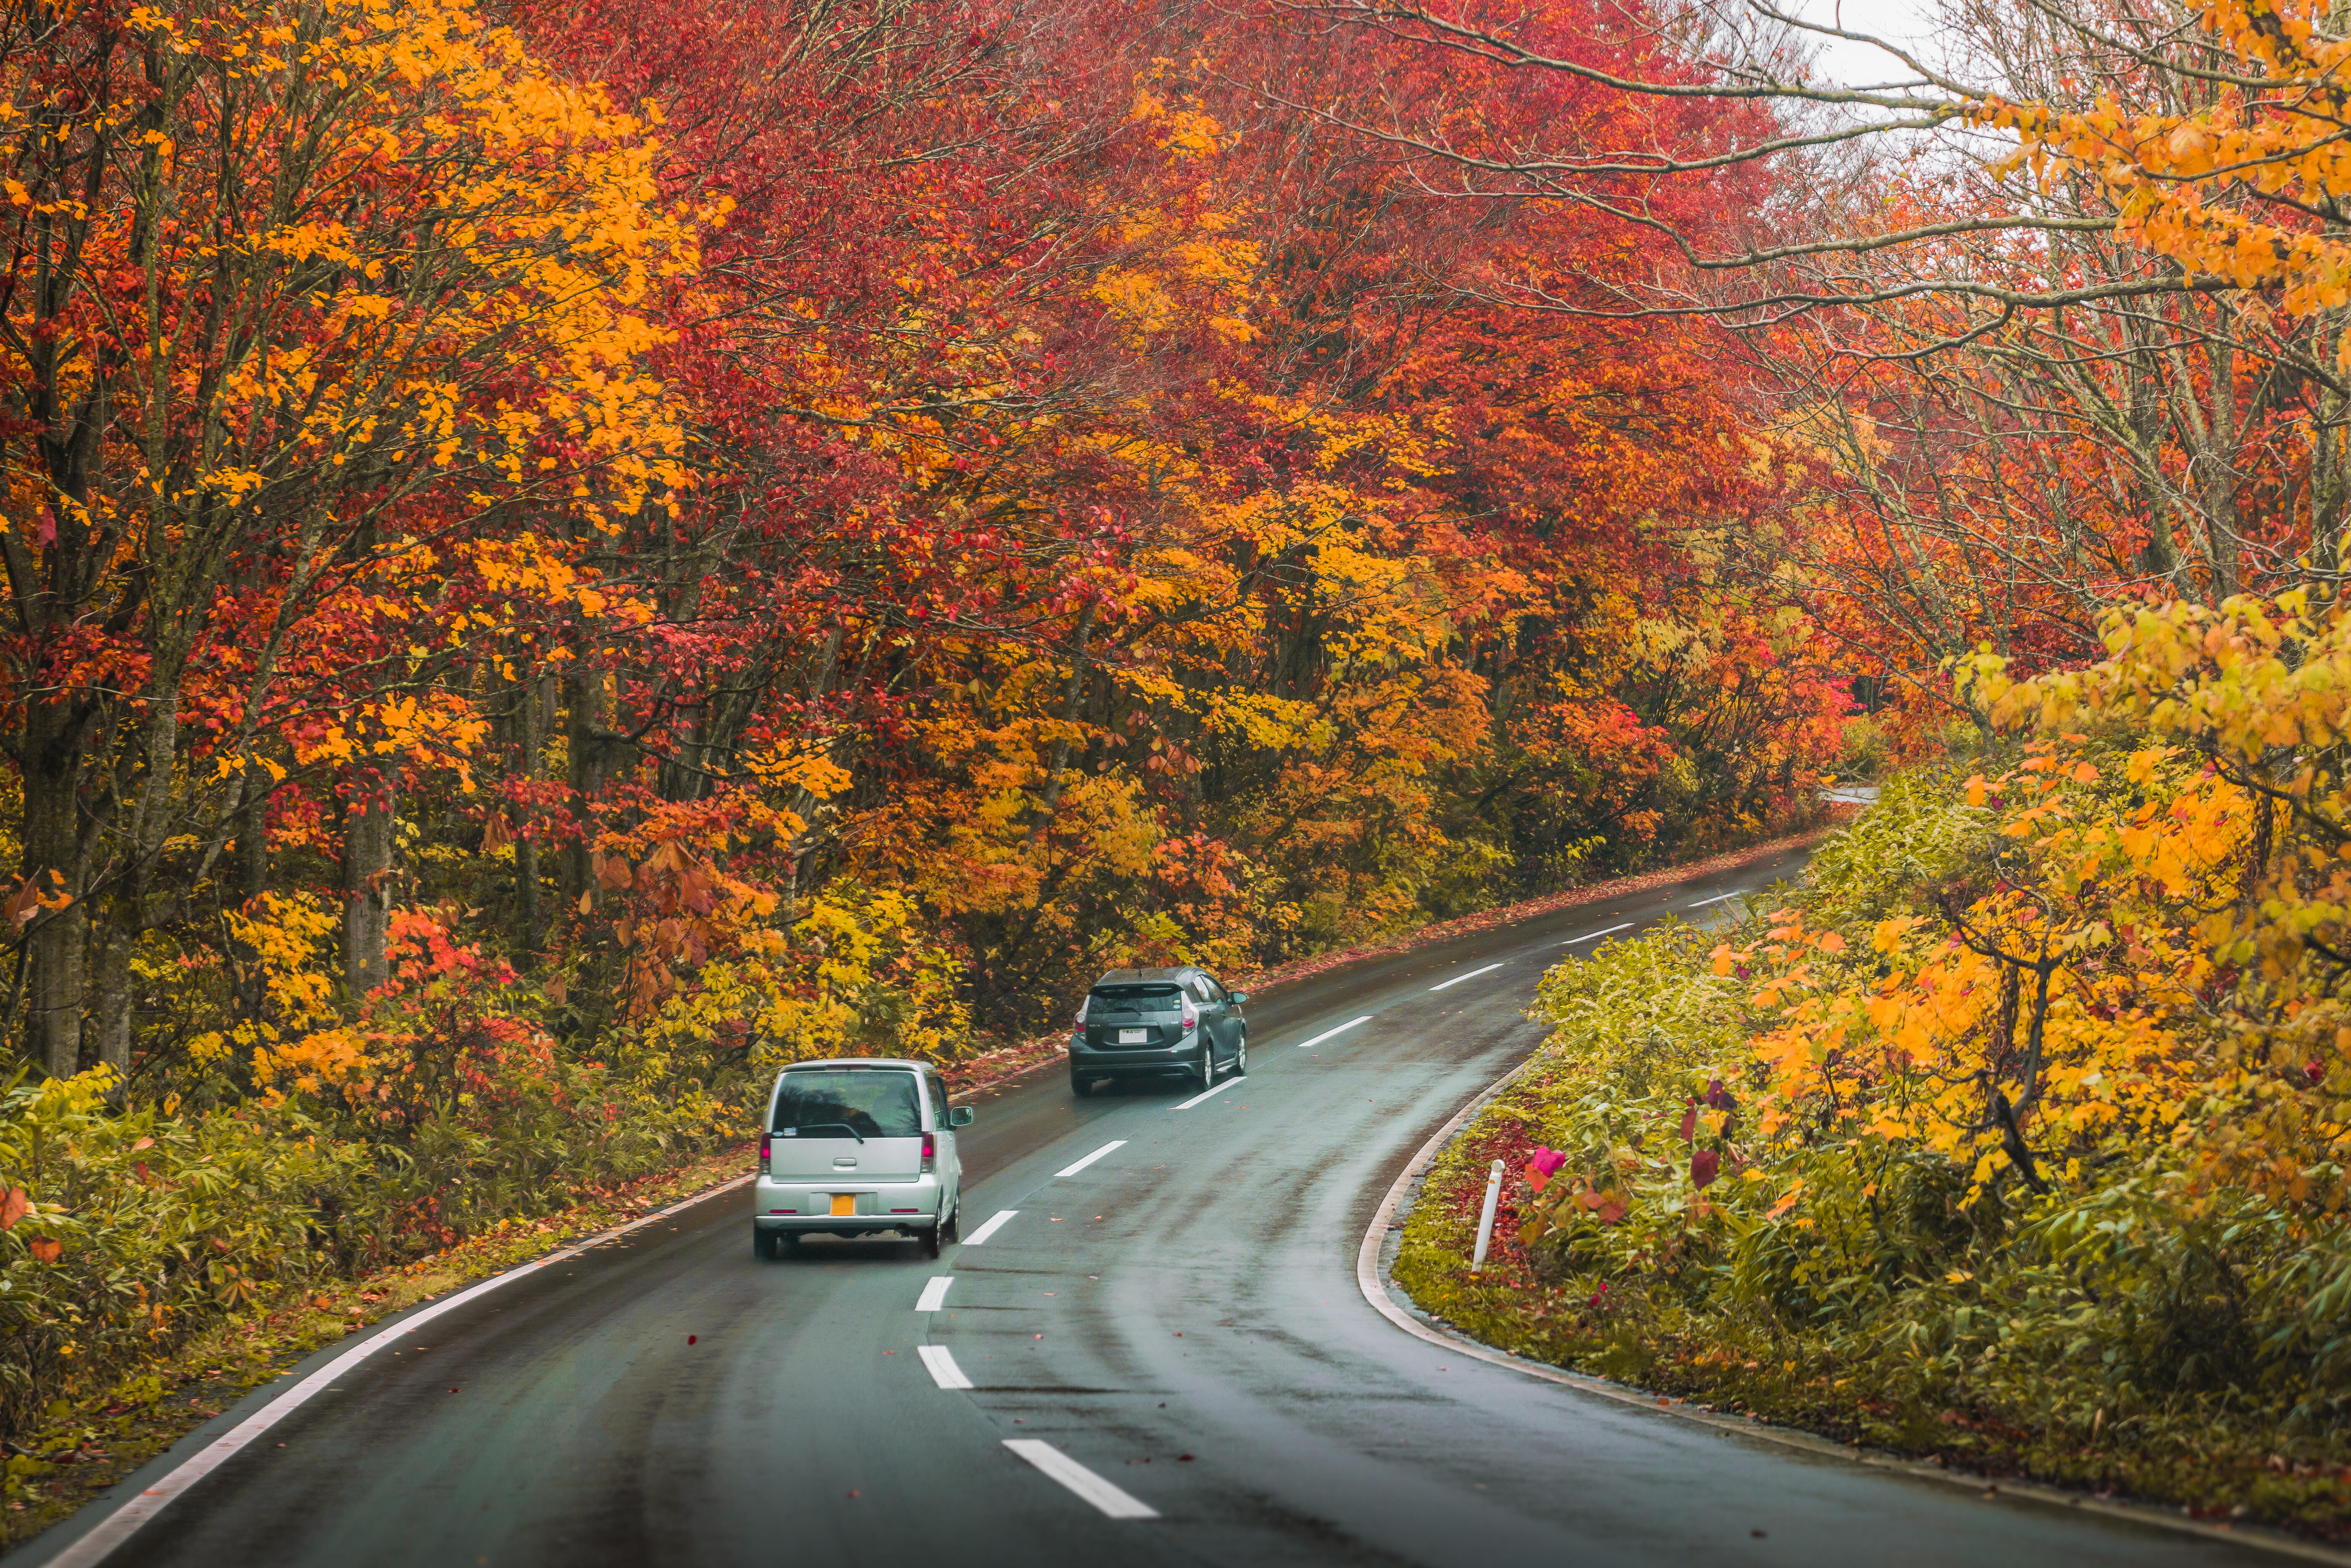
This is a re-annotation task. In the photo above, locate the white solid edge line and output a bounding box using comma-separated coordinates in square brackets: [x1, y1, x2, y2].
[1171, 1082, 1225, 1111]
[1559, 922, 1633, 946]
[918, 1345, 973, 1390]
[47, 1174, 755, 1568]
[1688, 890, 1742, 908]
[1352, 1070, 2351, 1566]
[960, 1209, 1017, 1246]
[915, 1276, 954, 1312]
[1002, 1440, 1160, 1520]
[1053, 1139, 1126, 1178]
[1294, 1015, 1373, 1050]
[1427, 961, 1503, 992]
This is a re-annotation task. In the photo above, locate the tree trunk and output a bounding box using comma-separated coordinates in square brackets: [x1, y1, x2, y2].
[89, 911, 133, 1079]
[230, 758, 271, 1021]
[18, 699, 93, 1079]
[342, 766, 399, 995]
[1026, 604, 1095, 845]
[560, 668, 617, 916]
[514, 677, 543, 965]
[90, 689, 189, 1080]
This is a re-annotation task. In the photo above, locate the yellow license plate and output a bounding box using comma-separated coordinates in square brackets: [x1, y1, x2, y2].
[830, 1193, 856, 1217]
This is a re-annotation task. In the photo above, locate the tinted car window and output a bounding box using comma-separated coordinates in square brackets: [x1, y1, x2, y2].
[1088, 984, 1183, 1016]
[774, 1070, 922, 1138]
[927, 1074, 948, 1125]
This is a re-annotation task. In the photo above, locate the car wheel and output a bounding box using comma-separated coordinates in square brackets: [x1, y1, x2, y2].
[1232, 1033, 1248, 1076]
[754, 1228, 780, 1261]
[919, 1219, 943, 1260]
[1195, 1048, 1215, 1091]
[1070, 1067, 1093, 1098]
[942, 1203, 960, 1245]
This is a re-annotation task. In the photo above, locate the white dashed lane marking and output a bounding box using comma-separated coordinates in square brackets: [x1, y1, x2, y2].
[1003, 1440, 1161, 1520]
[1294, 1016, 1372, 1049]
[1054, 1140, 1126, 1178]
[1688, 891, 1742, 908]
[960, 1210, 1017, 1246]
[1428, 962, 1503, 992]
[916, 1277, 953, 1312]
[1560, 922, 1633, 945]
[919, 1345, 973, 1389]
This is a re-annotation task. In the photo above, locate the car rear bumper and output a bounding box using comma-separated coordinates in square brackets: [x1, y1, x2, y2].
[1068, 1039, 1206, 1079]
[753, 1173, 942, 1231]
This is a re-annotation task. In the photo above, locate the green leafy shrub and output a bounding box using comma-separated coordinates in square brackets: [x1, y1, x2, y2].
[0, 1075, 367, 1443]
[1395, 757, 2351, 1536]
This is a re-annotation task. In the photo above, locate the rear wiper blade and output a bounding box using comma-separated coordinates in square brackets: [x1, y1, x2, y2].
[793, 1122, 866, 1143]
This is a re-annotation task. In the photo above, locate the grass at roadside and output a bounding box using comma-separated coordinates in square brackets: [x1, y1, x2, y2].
[1394, 1115, 2351, 1541]
[1391, 775, 2351, 1544]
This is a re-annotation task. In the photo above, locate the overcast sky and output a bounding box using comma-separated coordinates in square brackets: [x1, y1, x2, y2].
[1792, 0, 1942, 86]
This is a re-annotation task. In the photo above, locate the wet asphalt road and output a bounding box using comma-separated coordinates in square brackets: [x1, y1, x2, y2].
[22, 847, 2282, 1568]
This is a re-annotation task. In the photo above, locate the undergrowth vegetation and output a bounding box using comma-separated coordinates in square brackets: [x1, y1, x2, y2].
[1396, 591, 2351, 1539]
[0, 880, 966, 1462]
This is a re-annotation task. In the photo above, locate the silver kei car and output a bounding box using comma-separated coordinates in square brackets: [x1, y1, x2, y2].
[752, 1058, 973, 1261]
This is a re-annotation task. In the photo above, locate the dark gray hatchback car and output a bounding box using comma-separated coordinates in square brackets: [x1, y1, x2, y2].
[1068, 966, 1249, 1096]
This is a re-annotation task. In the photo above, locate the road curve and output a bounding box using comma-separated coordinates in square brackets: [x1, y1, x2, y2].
[20, 848, 2280, 1568]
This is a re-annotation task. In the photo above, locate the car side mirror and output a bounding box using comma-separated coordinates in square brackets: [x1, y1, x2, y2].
[1230, 991, 1250, 1006]
[949, 1106, 975, 1128]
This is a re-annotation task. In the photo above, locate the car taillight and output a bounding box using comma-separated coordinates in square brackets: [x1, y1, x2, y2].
[1182, 1001, 1198, 1029]
[759, 1133, 771, 1175]
[1073, 996, 1090, 1027]
[922, 1134, 936, 1173]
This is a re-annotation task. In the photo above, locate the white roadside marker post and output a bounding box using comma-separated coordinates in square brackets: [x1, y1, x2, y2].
[1471, 1159, 1505, 1271]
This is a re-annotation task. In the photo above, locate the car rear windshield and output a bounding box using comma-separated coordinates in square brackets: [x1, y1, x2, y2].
[1088, 984, 1184, 1017]
[772, 1070, 922, 1138]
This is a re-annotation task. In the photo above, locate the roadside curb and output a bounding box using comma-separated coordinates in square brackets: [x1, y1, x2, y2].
[1246, 827, 1828, 998]
[1357, 1063, 2351, 1564]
